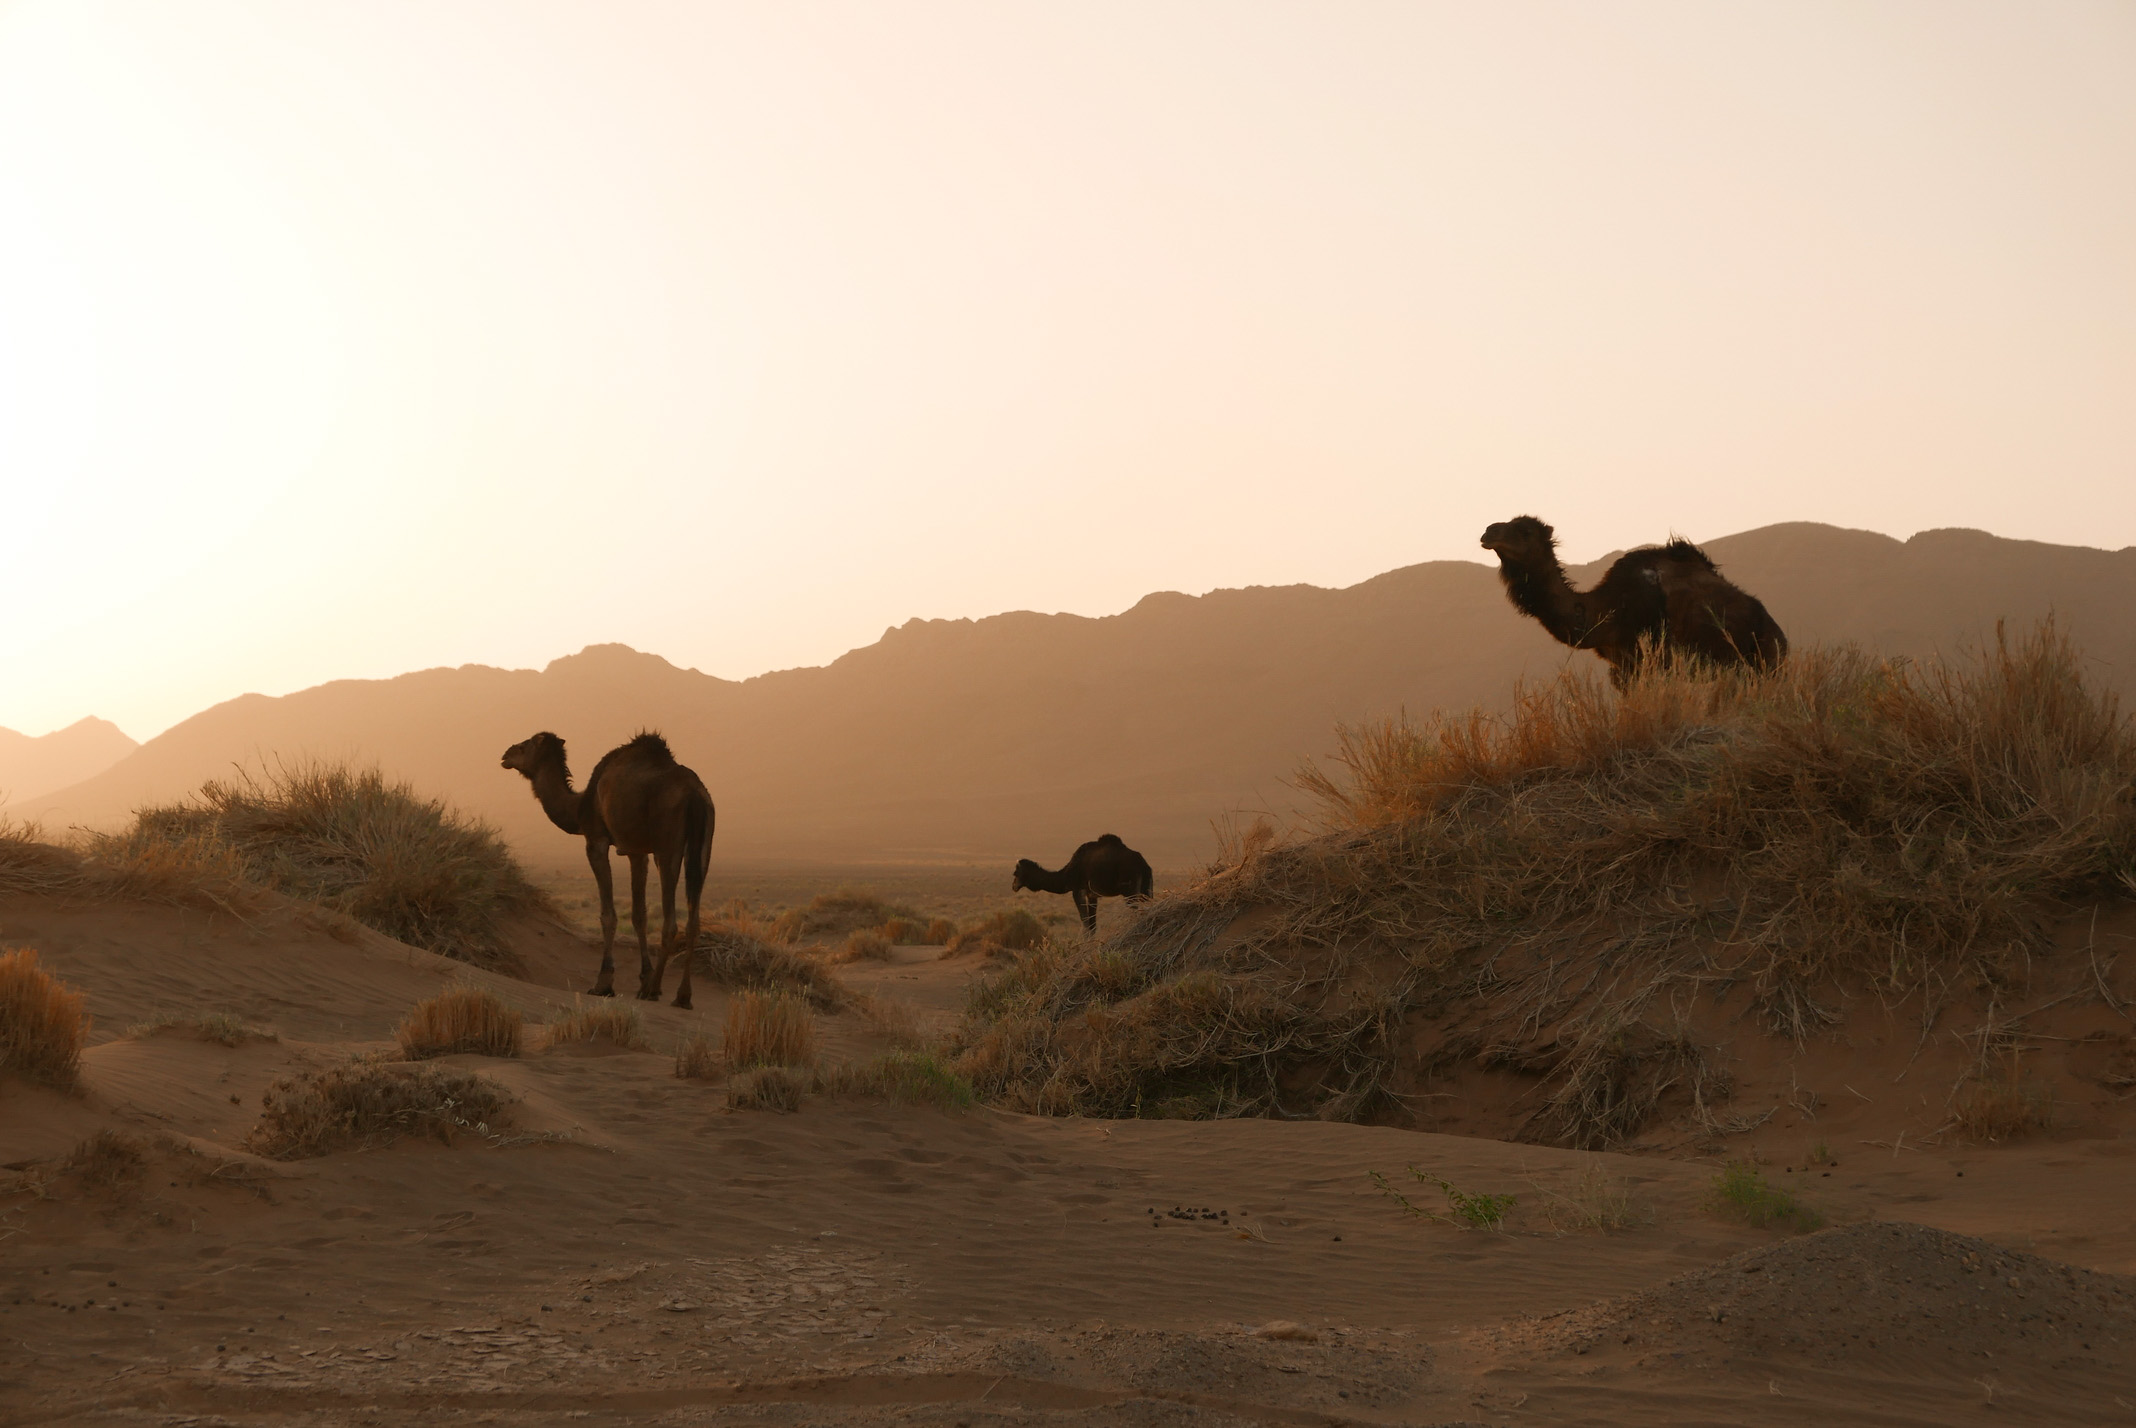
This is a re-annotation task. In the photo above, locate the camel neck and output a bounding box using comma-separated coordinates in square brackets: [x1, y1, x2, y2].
[1027, 863, 1077, 894]
[1496, 557, 1586, 644]
[529, 762, 584, 836]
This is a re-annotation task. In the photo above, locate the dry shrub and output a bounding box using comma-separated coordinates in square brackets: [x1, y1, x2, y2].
[545, 999, 647, 1050]
[674, 1028, 720, 1081]
[77, 824, 259, 914]
[723, 988, 815, 1070]
[924, 916, 957, 945]
[839, 929, 893, 963]
[879, 917, 927, 944]
[726, 1065, 806, 1113]
[0, 821, 79, 896]
[245, 1063, 510, 1159]
[953, 624, 2136, 1143]
[693, 928, 844, 1009]
[946, 908, 1048, 957]
[114, 763, 549, 966]
[0, 947, 89, 1089]
[124, 1010, 275, 1045]
[397, 986, 523, 1059]
[1531, 1166, 1654, 1233]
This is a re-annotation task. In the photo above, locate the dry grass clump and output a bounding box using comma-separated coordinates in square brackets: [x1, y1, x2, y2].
[952, 625, 2136, 1141]
[819, 1050, 976, 1110]
[544, 999, 648, 1050]
[694, 928, 845, 1009]
[115, 763, 549, 966]
[396, 985, 523, 1059]
[838, 929, 893, 962]
[244, 1063, 510, 1159]
[1951, 1050, 2054, 1141]
[62, 1129, 150, 1190]
[0, 947, 89, 1089]
[1531, 1166, 1654, 1233]
[925, 916, 958, 945]
[0, 821, 80, 896]
[726, 1065, 807, 1113]
[945, 908, 1048, 958]
[722, 988, 815, 1070]
[127, 1010, 279, 1046]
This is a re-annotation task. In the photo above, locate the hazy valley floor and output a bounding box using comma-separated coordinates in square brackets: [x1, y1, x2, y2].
[3, 884, 2134, 1426]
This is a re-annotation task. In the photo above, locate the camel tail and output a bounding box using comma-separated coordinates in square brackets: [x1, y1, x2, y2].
[684, 795, 713, 907]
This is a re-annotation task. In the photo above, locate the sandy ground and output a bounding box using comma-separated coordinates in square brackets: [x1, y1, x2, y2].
[5, 888, 2136, 1426]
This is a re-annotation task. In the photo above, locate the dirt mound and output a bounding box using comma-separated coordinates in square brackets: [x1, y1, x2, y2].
[1497, 1220, 2136, 1372]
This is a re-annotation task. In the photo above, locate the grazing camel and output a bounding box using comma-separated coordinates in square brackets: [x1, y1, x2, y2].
[501, 731, 715, 1009]
[1479, 516, 1785, 685]
[1012, 834, 1155, 936]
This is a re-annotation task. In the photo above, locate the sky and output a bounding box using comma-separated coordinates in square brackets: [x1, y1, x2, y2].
[2, 1, 2132, 742]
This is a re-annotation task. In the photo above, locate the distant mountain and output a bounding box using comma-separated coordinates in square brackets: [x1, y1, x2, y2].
[0, 717, 138, 805]
[19, 523, 2136, 867]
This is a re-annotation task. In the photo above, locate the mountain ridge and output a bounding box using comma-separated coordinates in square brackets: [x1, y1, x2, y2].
[17, 522, 2136, 867]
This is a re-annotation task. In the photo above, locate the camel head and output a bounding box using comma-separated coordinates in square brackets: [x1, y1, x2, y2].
[1479, 515, 1557, 561]
[1011, 858, 1045, 892]
[501, 731, 567, 779]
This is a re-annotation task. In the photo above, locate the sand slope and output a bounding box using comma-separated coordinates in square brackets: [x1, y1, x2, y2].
[5, 890, 2136, 1425]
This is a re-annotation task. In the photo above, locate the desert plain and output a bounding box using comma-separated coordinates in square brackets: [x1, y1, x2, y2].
[5, 849, 2135, 1428]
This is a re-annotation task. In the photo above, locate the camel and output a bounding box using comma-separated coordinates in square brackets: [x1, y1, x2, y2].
[1012, 834, 1155, 936]
[501, 731, 715, 1009]
[1479, 516, 1786, 685]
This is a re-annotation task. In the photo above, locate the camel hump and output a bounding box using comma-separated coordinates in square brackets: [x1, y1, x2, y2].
[623, 731, 677, 764]
[1657, 537, 1717, 570]
[1095, 833, 1127, 847]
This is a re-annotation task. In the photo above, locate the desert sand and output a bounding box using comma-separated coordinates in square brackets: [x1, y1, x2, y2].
[5, 884, 2135, 1427]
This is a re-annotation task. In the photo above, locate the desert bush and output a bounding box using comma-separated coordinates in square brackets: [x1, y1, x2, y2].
[839, 929, 893, 962]
[726, 1065, 806, 1113]
[1709, 1161, 1824, 1231]
[0, 947, 88, 1089]
[723, 988, 815, 1070]
[113, 763, 548, 966]
[674, 1028, 720, 1080]
[0, 821, 80, 897]
[245, 1063, 510, 1159]
[693, 929, 845, 1009]
[124, 1010, 276, 1045]
[879, 917, 926, 944]
[772, 888, 919, 943]
[946, 908, 1048, 957]
[924, 916, 958, 945]
[397, 986, 523, 1059]
[544, 999, 647, 1050]
[63, 1129, 149, 1190]
[819, 1050, 976, 1110]
[952, 624, 2136, 1141]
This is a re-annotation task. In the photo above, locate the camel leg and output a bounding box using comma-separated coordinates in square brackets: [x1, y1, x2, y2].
[1075, 890, 1097, 937]
[628, 853, 655, 999]
[652, 850, 690, 1010]
[586, 840, 619, 997]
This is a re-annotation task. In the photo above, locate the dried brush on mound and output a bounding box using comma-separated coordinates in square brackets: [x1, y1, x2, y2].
[0, 947, 89, 1089]
[108, 763, 549, 966]
[722, 988, 815, 1071]
[397, 985, 523, 1059]
[245, 1063, 510, 1159]
[952, 624, 2136, 1143]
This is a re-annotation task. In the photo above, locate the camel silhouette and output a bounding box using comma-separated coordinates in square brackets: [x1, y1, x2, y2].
[1479, 516, 1785, 685]
[502, 731, 715, 1009]
[1012, 834, 1155, 936]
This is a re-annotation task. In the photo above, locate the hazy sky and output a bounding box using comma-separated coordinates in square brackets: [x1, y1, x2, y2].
[3, 1, 2132, 741]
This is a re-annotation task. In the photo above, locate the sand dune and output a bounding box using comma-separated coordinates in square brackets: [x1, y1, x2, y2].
[19, 522, 2136, 867]
[6, 883, 2135, 1425]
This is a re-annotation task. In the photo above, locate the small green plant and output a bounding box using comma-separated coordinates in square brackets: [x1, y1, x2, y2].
[820, 1050, 976, 1110]
[1372, 1166, 1517, 1230]
[1806, 1138, 1833, 1166]
[1710, 1160, 1825, 1231]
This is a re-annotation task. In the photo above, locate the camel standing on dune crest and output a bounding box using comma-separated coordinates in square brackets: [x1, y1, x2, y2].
[1013, 834, 1155, 936]
[502, 731, 715, 1009]
[1479, 516, 1786, 686]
